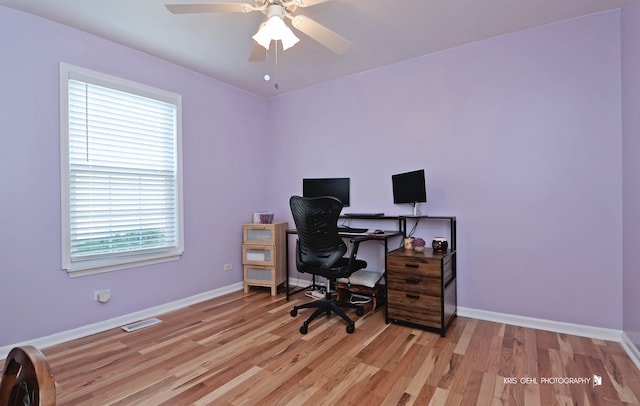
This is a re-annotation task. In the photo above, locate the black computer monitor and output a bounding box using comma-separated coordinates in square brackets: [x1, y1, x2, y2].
[392, 169, 427, 208]
[302, 177, 350, 207]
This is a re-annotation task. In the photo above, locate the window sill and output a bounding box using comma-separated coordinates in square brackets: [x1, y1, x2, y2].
[64, 252, 182, 278]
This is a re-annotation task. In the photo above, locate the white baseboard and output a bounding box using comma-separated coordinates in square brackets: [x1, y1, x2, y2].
[288, 278, 313, 288]
[0, 282, 243, 359]
[621, 332, 640, 372]
[457, 306, 623, 342]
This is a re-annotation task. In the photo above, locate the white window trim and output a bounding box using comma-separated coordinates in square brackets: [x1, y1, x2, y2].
[60, 62, 184, 277]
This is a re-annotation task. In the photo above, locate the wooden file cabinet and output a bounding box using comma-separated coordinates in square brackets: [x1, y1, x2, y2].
[242, 222, 288, 296]
[386, 248, 457, 336]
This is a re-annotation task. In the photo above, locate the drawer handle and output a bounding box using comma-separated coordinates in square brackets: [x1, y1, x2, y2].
[405, 263, 419, 269]
[406, 294, 420, 300]
[405, 278, 420, 284]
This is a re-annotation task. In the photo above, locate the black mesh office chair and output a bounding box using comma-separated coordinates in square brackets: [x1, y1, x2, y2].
[289, 195, 367, 334]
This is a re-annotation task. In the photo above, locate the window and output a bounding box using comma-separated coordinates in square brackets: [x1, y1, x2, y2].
[60, 63, 183, 277]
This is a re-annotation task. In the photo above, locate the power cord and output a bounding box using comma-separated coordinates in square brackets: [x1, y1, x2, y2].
[305, 288, 328, 299]
[350, 293, 372, 305]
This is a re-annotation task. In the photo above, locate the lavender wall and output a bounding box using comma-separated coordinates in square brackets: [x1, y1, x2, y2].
[622, 0, 640, 349]
[0, 5, 627, 348]
[268, 10, 623, 329]
[0, 6, 269, 346]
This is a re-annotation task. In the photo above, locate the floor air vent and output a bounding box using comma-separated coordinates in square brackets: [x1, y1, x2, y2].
[121, 317, 162, 332]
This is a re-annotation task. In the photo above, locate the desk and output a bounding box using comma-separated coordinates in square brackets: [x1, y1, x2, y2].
[285, 229, 402, 300]
[333, 214, 457, 247]
[284, 214, 458, 336]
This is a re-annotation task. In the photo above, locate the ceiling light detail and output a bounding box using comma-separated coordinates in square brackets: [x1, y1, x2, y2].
[252, 5, 300, 51]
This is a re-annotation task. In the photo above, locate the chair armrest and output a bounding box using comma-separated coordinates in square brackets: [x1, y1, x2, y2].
[349, 236, 370, 243]
[346, 236, 367, 269]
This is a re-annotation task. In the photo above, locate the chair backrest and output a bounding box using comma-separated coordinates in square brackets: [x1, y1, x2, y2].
[289, 196, 347, 272]
[0, 346, 56, 406]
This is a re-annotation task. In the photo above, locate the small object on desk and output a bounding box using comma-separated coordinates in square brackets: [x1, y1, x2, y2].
[413, 237, 426, 252]
[253, 211, 274, 224]
[404, 237, 415, 250]
[259, 213, 274, 224]
[344, 213, 384, 217]
[432, 237, 449, 252]
[373, 229, 384, 234]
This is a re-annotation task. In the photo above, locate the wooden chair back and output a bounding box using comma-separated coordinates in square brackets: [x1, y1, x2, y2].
[0, 346, 56, 406]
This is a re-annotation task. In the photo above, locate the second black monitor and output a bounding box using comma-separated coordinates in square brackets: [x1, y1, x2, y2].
[392, 169, 427, 205]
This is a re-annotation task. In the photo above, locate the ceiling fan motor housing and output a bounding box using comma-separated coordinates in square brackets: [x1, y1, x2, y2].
[260, 0, 298, 14]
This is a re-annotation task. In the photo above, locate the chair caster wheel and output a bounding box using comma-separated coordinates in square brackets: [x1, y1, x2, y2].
[346, 323, 355, 334]
[356, 307, 364, 316]
[300, 325, 308, 334]
[290, 308, 297, 317]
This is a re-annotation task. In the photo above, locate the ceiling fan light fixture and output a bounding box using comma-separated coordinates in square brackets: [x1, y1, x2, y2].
[252, 22, 272, 49]
[252, 5, 300, 51]
[279, 27, 300, 50]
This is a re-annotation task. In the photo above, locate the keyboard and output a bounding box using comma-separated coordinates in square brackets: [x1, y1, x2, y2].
[343, 213, 384, 217]
[337, 226, 368, 233]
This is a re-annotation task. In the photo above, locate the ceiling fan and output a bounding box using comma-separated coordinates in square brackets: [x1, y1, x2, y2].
[165, 0, 352, 60]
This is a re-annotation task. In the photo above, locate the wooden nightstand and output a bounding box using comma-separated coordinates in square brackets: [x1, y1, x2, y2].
[242, 222, 288, 296]
[386, 248, 456, 336]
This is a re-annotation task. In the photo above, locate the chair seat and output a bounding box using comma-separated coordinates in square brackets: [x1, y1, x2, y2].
[298, 257, 367, 280]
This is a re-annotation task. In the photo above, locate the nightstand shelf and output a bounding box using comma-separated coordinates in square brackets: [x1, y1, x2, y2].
[242, 222, 288, 296]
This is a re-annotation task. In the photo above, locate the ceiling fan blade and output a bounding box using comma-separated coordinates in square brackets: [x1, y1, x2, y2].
[290, 0, 333, 7]
[248, 41, 267, 62]
[165, 3, 255, 14]
[291, 15, 351, 55]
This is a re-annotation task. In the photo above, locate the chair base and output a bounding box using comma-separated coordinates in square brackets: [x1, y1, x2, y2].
[291, 298, 364, 334]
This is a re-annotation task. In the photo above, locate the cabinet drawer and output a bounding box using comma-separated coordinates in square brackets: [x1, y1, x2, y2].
[387, 290, 442, 327]
[242, 245, 275, 266]
[387, 269, 441, 297]
[244, 265, 274, 282]
[243, 225, 278, 245]
[387, 255, 440, 277]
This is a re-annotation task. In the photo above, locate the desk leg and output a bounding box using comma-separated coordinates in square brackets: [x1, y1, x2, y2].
[384, 237, 389, 324]
[286, 232, 290, 301]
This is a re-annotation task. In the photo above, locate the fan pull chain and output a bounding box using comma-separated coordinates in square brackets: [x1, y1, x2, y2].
[261, 40, 280, 90]
[263, 45, 271, 82]
[274, 41, 279, 90]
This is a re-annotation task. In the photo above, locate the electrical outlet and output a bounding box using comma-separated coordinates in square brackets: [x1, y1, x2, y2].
[94, 289, 111, 303]
[223, 263, 233, 271]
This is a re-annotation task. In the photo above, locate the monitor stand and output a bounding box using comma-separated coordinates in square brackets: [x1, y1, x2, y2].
[412, 202, 421, 217]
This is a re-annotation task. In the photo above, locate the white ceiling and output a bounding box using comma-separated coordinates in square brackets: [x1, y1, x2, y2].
[0, 0, 625, 98]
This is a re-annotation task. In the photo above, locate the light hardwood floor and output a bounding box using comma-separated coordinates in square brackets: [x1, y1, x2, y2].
[12, 289, 640, 405]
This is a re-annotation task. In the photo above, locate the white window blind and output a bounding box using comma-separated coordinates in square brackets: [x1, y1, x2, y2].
[60, 63, 183, 276]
